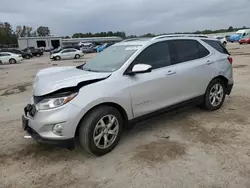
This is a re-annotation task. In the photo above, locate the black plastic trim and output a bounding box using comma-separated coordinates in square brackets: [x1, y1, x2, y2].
[128, 95, 204, 125]
[26, 125, 75, 149]
[226, 84, 233, 95]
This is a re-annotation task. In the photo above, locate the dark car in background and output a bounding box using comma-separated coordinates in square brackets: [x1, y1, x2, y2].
[0, 48, 33, 59]
[23, 47, 43, 57]
[80, 46, 95, 53]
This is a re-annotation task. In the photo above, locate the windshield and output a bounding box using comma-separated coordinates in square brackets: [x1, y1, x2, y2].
[81, 45, 141, 72]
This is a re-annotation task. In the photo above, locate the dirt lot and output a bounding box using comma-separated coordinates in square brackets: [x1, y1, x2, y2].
[1, 44, 250, 188]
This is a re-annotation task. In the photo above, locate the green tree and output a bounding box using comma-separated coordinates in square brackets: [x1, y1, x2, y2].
[26, 27, 33, 37]
[20, 25, 27, 37]
[16, 25, 22, 37]
[36, 26, 50, 36]
[228, 26, 234, 32]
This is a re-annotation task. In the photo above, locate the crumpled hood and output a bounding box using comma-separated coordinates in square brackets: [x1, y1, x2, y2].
[33, 66, 111, 96]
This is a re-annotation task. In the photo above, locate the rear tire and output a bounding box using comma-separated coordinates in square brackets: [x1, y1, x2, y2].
[79, 106, 123, 156]
[75, 54, 80, 59]
[9, 58, 16, 64]
[202, 79, 226, 111]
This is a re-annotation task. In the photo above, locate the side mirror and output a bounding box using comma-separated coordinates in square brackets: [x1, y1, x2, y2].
[128, 64, 152, 75]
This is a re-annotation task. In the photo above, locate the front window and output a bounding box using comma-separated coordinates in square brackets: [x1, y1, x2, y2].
[81, 45, 141, 72]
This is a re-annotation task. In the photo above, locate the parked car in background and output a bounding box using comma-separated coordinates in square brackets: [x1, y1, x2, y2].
[50, 46, 81, 54]
[239, 34, 250, 44]
[93, 45, 101, 53]
[228, 29, 250, 42]
[0, 48, 33, 59]
[80, 46, 95, 53]
[97, 43, 114, 53]
[79, 42, 93, 47]
[0, 52, 23, 64]
[23, 47, 43, 57]
[22, 35, 233, 156]
[212, 36, 227, 46]
[225, 35, 231, 41]
[50, 48, 84, 60]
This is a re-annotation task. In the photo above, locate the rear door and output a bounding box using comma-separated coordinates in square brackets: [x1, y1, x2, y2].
[60, 49, 70, 59]
[167, 39, 213, 102]
[69, 49, 77, 58]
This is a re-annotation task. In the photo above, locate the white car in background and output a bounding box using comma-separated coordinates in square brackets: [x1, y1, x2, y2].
[212, 36, 227, 47]
[0, 52, 23, 64]
[50, 48, 84, 60]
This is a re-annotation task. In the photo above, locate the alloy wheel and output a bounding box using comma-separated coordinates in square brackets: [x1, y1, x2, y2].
[93, 115, 119, 149]
[209, 83, 224, 107]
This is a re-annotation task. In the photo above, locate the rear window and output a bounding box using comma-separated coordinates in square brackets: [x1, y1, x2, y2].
[202, 39, 229, 55]
[170, 39, 210, 64]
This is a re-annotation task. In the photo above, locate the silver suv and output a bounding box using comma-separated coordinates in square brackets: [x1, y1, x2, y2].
[22, 35, 233, 156]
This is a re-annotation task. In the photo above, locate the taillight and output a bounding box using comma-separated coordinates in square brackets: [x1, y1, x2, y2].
[228, 56, 233, 64]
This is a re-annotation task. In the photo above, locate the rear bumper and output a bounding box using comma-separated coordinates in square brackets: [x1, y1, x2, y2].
[226, 84, 233, 95]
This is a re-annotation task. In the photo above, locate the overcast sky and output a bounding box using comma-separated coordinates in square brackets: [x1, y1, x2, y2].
[1, 0, 250, 36]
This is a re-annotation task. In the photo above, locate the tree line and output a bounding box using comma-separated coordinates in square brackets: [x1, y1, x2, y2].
[71, 26, 249, 39]
[0, 21, 50, 46]
[0, 21, 249, 46]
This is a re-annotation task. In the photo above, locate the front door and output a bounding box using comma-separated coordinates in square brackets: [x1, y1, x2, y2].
[127, 41, 179, 118]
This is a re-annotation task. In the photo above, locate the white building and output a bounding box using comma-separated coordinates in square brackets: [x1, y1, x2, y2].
[18, 36, 123, 50]
[18, 36, 62, 50]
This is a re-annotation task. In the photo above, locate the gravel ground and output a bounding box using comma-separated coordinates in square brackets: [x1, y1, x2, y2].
[0, 44, 250, 188]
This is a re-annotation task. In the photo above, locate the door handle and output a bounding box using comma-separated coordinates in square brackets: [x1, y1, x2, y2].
[206, 60, 213, 65]
[166, 70, 176, 75]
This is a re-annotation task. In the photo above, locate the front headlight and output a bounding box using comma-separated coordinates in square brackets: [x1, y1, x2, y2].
[36, 93, 78, 110]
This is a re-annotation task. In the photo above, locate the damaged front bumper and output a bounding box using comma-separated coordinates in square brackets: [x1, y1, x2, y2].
[22, 101, 82, 148]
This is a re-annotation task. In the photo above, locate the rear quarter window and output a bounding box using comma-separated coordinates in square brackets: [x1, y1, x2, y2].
[170, 39, 210, 64]
[202, 39, 229, 55]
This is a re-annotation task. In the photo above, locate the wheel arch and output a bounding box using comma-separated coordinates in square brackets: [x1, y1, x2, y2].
[74, 102, 129, 137]
[9, 58, 16, 63]
[206, 75, 229, 94]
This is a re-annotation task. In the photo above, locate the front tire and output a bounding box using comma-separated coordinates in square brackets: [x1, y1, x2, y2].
[79, 106, 123, 156]
[75, 54, 80, 59]
[55, 56, 61, 60]
[9, 58, 16, 64]
[203, 79, 226, 111]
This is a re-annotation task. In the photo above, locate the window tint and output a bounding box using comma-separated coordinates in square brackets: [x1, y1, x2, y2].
[170, 40, 209, 64]
[69, 49, 76, 52]
[61, 50, 69, 53]
[202, 39, 229, 55]
[0, 53, 10, 56]
[134, 41, 171, 69]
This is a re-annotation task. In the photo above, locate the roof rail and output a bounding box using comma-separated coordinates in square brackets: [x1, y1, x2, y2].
[151, 34, 209, 40]
[121, 38, 140, 42]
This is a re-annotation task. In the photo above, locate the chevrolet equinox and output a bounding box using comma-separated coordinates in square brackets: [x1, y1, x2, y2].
[22, 35, 233, 156]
